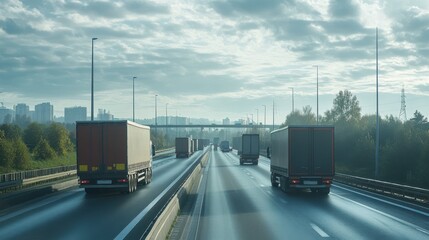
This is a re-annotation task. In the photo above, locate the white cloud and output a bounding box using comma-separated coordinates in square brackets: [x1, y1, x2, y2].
[0, 0, 428, 122]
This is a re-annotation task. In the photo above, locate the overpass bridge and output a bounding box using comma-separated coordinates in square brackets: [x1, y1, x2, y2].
[148, 124, 281, 129]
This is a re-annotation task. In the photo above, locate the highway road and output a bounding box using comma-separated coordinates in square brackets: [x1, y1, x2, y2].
[1, 148, 429, 240]
[0, 151, 204, 240]
[177, 149, 429, 240]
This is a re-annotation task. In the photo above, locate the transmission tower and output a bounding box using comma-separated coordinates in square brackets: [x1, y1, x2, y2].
[399, 85, 407, 121]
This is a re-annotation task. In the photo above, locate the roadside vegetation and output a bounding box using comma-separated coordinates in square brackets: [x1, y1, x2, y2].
[281, 90, 429, 189]
[0, 122, 75, 174]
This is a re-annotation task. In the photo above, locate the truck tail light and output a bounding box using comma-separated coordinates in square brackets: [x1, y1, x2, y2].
[80, 179, 90, 184]
[117, 179, 128, 183]
[322, 178, 332, 185]
[290, 178, 300, 184]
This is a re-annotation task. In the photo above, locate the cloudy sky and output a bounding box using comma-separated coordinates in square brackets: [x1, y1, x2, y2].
[1, 0, 428, 123]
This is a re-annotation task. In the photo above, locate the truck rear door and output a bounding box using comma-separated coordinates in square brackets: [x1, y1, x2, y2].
[289, 128, 311, 175]
[77, 123, 103, 173]
[313, 128, 334, 176]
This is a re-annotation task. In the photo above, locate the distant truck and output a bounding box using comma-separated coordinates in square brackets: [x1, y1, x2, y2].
[192, 139, 199, 153]
[220, 140, 230, 152]
[76, 121, 153, 194]
[176, 137, 192, 158]
[232, 136, 242, 155]
[240, 134, 259, 165]
[213, 137, 220, 151]
[197, 139, 204, 150]
[270, 126, 335, 194]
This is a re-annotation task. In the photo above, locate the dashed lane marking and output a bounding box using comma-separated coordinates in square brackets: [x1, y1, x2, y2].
[310, 223, 330, 238]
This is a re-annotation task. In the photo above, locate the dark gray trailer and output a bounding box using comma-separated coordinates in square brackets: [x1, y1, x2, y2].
[240, 134, 259, 165]
[175, 137, 192, 158]
[270, 125, 334, 194]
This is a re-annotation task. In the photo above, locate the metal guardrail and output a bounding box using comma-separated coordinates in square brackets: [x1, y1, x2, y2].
[0, 165, 77, 187]
[0, 148, 175, 191]
[335, 173, 429, 205]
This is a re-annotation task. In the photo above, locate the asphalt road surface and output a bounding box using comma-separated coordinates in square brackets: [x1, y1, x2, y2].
[0, 151, 203, 240]
[188, 150, 429, 240]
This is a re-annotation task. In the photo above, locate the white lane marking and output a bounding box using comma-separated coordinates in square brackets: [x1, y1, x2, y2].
[334, 184, 429, 217]
[332, 193, 429, 236]
[310, 223, 329, 238]
[260, 184, 265, 187]
[417, 227, 429, 235]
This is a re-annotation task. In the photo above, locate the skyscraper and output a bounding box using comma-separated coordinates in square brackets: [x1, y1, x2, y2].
[35, 102, 53, 124]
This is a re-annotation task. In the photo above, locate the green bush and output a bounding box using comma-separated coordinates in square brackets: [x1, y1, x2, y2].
[13, 138, 31, 169]
[45, 123, 74, 156]
[34, 138, 57, 160]
[0, 139, 15, 169]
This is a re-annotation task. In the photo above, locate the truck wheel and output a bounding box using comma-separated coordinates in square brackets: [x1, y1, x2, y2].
[254, 160, 258, 165]
[145, 168, 152, 184]
[271, 173, 279, 187]
[280, 177, 291, 193]
[85, 188, 96, 194]
[128, 175, 134, 193]
[240, 160, 243, 165]
[320, 188, 330, 195]
[133, 174, 138, 192]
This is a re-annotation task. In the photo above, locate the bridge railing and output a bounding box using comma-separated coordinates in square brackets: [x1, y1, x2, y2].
[334, 173, 429, 205]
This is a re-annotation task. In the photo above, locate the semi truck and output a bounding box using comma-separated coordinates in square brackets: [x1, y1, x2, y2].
[240, 134, 259, 165]
[270, 125, 335, 194]
[197, 139, 204, 150]
[176, 137, 192, 158]
[76, 121, 153, 194]
[213, 137, 220, 151]
[220, 140, 230, 152]
[192, 139, 199, 153]
[232, 136, 242, 155]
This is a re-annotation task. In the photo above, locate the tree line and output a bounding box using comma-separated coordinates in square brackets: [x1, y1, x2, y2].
[281, 90, 429, 189]
[0, 122, 74, 172]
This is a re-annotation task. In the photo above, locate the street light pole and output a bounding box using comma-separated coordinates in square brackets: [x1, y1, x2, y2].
[272, 99, 275, 131]
[165, 103, 168, 139]
[133, 76, 136, 122]
[155, 95, 158, 134]
[375, 28, 380, 178]
[166, 103, 168, 125]
[314, 65, 319, 124]
[91, 37, 98, 121]
[262, 105, 266, 127]
[289, 87, 294, 112]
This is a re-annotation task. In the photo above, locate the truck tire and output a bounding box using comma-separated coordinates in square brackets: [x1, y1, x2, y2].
[271, 173, 279, 187]
[133, 174, 138, 192]
[85, 188, 96, 194]
[280, 177, 291, 193]
[253, 160, 258, 165]
[240, 159, 243, 165]
[128, 175, 133, 193]
[143, 168, 152, 185]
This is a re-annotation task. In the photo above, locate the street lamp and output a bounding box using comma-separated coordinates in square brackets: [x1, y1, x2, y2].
[165, 103, 168, 125]
[262, 105, 266, 127]
[133, 76, 136, 122]
[91, 37, 98, 121]
[155, 94, 158, 127]
[375, 28, 380, 178]
[313, 65, 319, 124]
[289, 87, 294, 112]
